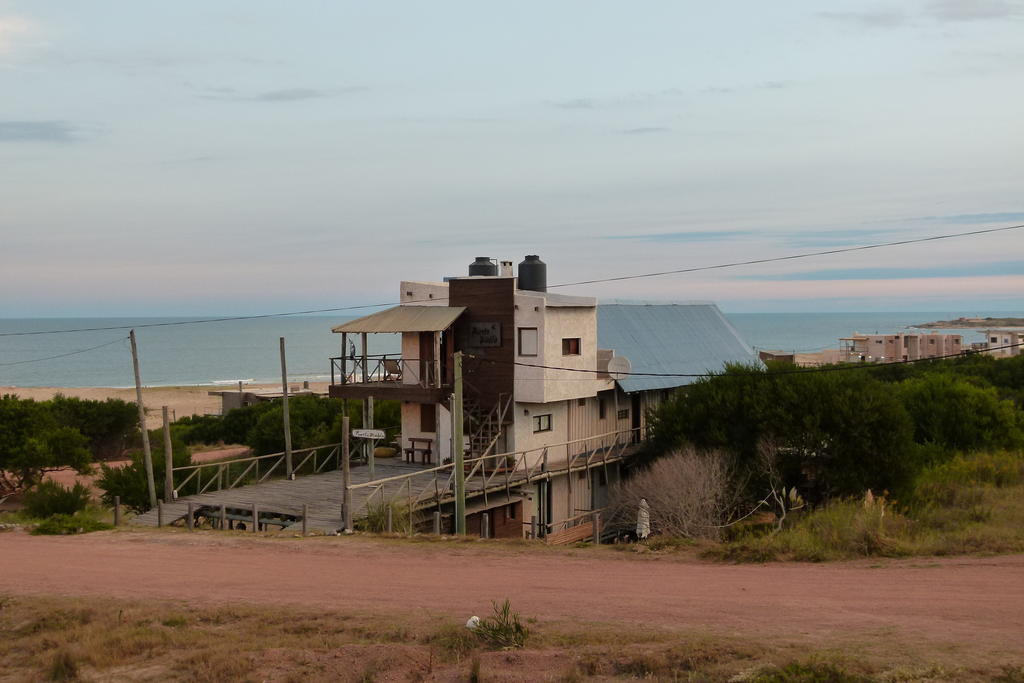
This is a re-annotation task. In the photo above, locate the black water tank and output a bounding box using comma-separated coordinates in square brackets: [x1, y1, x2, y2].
[468, 257, 497, 276]
[518, 255, 547, 292]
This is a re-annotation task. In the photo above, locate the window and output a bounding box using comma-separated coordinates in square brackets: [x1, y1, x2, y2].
[533, 414, 552, 432]
[617, 409, 629, 420]
[929, 339, 935, 345]
[875, 340, 883, 344]
[992, 337, 998, 343]
[598, 397, 607, 419]
[518, 328, 538, 356]
[577, 398, 586, 407]
[562, 337, 581, 355]
[420, 404, 436, 433]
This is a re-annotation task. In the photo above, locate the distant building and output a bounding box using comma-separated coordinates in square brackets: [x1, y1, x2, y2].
[979, 329, 1024, 357]
[839, 332, 963, 363]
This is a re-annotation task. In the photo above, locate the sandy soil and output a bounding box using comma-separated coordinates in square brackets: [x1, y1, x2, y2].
[2, 532, 1022, 659]
[0, 382, 331, 429]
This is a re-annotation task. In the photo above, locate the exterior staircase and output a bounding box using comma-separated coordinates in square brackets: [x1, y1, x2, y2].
[464, 393, 513, 458]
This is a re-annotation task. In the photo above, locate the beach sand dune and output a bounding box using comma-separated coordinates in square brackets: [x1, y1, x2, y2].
[0, 382, 331, 429]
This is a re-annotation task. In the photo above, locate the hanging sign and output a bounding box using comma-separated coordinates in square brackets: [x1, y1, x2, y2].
[352, 429, 386, 440]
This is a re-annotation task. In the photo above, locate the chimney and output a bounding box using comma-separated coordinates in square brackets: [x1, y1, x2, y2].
[499, 260, 513, 277]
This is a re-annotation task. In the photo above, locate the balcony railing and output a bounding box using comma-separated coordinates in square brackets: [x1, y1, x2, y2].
[330, 354, 444, 388]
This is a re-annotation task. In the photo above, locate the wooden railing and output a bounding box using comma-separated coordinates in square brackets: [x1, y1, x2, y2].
[330, 355, 443, 388]
[346, 426, 647, 520]
[170, 443, 341, 499]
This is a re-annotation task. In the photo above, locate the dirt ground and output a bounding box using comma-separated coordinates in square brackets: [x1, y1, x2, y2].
[3, 530, 1022, 670]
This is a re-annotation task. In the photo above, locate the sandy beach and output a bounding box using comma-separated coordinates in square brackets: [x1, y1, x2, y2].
[0, 382, 332, 429]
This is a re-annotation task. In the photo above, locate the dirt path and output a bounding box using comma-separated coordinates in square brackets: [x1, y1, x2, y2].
[3, 532, 1023, 656]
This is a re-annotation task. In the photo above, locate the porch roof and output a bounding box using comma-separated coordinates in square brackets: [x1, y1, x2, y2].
[331, 305, 466, 334]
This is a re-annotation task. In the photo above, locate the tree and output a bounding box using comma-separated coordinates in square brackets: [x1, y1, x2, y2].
[96, 430, 191, 512]
[46, 394, 139, 460]
[0, 395, 92, 494]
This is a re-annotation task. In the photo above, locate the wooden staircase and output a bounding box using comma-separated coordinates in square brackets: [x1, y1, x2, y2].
[464, 393, 513, 458]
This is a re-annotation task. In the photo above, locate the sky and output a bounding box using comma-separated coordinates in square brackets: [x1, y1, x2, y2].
[1, 0, 1022, 316]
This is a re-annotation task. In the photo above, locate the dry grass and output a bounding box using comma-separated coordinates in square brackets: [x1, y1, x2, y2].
[0, 595, 1019, 681]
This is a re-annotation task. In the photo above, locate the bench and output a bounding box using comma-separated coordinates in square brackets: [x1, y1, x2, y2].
[404, 437, 433, 465]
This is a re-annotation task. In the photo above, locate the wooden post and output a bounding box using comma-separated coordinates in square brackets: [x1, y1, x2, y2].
[280, 337, 293, 479]
[433, 510, 441, 535]
[162, 406, 174, 502]
[453, 351, 466, 535]
[386, 505, 393, 533]
[593, 511, 602, 544]
[251, 503, 258, 533]
[530, 515, 537, 540]
[367, 396, 375, 479]
[342, 416, 352, 533]
[219, 504, 226, 530]
[186, 502, 194, 530]
[157, 500, 163, 528]
[481, 512, 489, 539]
[113, 496, 121, 527]
[129, 330, 157, 510]
[302, 503, 308, 536]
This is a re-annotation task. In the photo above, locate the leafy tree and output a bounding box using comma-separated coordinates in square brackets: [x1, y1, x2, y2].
[0, 395, 92, 493]
[24, 481, 92, 518]
[899, 373, 1024, 453]
[96, 430, 191, 512]
[46, 394, 139, 460]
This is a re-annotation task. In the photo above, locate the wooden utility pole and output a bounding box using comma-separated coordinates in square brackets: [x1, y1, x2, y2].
[366, 396, 375, 479]
[162, 406, 174, 501]
[342, 415, 352, 533]
[129, 330, 157, 509]
[280, 337, 293, 478]
[453, 351, 466, 535]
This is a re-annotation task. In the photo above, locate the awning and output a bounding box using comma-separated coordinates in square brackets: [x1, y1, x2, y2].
[331, 306, 466, 334]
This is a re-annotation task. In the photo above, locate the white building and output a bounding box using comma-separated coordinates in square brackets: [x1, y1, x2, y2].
[979, 329, 1024, 357]
[328, 256, 758, 538]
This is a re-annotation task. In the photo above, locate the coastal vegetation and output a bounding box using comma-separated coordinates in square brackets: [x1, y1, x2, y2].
[631, 353, 1024, 560]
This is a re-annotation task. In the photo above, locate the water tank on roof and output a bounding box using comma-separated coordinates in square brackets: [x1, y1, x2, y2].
[518, 255, 547, 292]
[468, 257, 497, 276]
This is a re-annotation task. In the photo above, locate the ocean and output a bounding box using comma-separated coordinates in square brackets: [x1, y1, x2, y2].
[0, 312, 1016, 388]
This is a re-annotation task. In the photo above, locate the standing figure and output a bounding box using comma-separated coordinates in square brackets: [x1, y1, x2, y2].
[636, 497, 651, 540]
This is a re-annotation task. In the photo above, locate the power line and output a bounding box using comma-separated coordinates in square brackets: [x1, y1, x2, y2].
[0, 336, 127, 367]
[468, 341, 1024, 378]
[1, 222, 1020, 338]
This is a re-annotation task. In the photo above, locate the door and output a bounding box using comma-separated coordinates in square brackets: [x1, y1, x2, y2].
[418, 332, 435, 386]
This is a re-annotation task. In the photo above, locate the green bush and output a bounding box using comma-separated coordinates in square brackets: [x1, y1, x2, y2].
[472, 600, 529, 650]
[96, 434, 191, 512]
[24, 481, 92, 518]
[0, 396, 93, 492]
[32, 513, 112, 536]
[46, 394, 139, 460]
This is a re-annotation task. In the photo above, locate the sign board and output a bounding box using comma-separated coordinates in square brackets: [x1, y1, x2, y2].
[352, 429, 386, 440]
[467, 321, 501, 348]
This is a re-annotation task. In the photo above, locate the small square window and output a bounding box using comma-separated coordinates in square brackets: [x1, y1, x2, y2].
[617, 409, 629, 420]
[518, 328, 538, 357]
[577, 398, 586, 407]
[562, 338, 581, 355]
[533, 414, 552, 432]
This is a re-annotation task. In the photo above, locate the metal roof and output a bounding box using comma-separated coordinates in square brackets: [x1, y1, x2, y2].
[596, 304, 759, 392]
[331, 306, 466, 334]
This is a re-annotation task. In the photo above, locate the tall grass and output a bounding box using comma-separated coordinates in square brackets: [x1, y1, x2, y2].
[710, 451, 1024, 562]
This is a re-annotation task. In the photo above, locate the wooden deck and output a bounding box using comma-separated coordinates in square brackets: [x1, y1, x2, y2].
[132, 443, 642, 534]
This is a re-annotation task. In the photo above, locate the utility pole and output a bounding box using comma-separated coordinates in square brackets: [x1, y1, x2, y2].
[162, 406, 173, 501]
[366, 396, 375, 479]
[280, 337, 293, 478]
[342, 415, 352, 533]
[129, 330, 157, 509]
[453, 351, 466, 535]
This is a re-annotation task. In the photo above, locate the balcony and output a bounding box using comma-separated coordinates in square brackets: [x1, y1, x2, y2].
[329, 354, 450, 403]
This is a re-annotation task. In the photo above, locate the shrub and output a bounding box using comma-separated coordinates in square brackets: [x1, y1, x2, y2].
[46, 394, 139, 460]
[610, 448, 735, 540]
[46, 650, 79, 681]
[24, 481, 92, 518]
[32, 514, 112, 536]
[472, 599, 529, 650]
[96, 435, 191, 512]
[0, 396, 92, 493]
[357, 499, 412, 534]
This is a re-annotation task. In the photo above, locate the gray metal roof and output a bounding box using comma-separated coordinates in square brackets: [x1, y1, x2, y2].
[597, 303, 759, 393]
[332, 306, 465, 333]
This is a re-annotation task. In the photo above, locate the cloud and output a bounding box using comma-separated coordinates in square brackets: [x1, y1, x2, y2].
[819, 10, 909, 28]
[926, 0, 1024, 21]
[609, 230, 754, 243]
[738, 260, 1024, 281]
[923, 211, 1024, 223]
[200, 85, 368, 102]
[0, 15, 31, 55]
[0, 121, 79, 143]
[619, 126, 670, 135]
